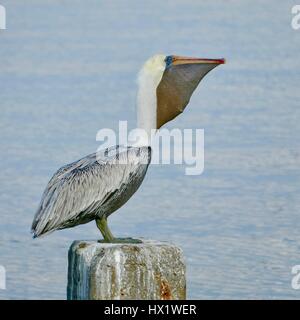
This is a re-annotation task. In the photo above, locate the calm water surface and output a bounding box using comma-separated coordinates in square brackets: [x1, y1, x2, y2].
[0, 0, 300, 299]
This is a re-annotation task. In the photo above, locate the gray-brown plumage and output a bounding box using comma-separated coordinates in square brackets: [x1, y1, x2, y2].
[32, 146, 151, 238]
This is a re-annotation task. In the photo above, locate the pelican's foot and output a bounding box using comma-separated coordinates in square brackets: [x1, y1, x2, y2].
[98, 237, 143, 244]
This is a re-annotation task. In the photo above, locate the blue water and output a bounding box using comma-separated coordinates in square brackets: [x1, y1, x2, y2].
[1, 0, 300, 299]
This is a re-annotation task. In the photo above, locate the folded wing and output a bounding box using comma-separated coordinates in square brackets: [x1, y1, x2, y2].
[31, 146, 151, 237]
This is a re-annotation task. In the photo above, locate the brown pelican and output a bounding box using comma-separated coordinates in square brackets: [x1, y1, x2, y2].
[31, 54, 225, 242]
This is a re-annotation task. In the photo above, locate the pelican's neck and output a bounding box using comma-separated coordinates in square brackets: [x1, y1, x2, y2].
[136, 63, 164, 147]
[136, 80, 156, 146]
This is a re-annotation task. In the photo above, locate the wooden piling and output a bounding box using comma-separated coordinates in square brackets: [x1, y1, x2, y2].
[67, 240, 186, 300]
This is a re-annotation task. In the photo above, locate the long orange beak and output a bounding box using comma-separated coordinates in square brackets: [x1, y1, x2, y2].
[172, 55, 226, 65]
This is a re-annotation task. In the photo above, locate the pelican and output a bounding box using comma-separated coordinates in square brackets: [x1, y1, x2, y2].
[31, 54, 225, 242]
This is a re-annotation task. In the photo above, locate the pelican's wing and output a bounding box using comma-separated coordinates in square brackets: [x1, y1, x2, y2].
[31, 146, 151, 237]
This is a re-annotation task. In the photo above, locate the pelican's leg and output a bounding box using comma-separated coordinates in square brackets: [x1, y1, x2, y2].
[96, 216, 115, 242]
[96, 216, 143, 244]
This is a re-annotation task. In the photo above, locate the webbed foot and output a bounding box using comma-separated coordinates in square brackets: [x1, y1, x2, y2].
[97, 237, 142, 244]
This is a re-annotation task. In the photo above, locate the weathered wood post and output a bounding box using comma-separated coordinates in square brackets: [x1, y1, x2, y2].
[67, 239, 186, 300]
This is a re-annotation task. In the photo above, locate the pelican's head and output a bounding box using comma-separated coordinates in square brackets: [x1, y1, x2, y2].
[137, 54, 225, 133]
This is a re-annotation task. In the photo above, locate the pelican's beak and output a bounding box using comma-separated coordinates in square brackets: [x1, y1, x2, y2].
[172, 56, 225, 66]
[156, 55, 225, 128]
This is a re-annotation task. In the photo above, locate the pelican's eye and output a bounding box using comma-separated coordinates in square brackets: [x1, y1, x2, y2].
[165, 55, 173, 68]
